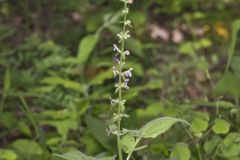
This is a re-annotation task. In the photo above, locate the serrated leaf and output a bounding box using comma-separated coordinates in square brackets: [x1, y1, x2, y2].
[213, 119, 230, 134]
[77, 34, 99, 65]
[140, 117, 189, 138]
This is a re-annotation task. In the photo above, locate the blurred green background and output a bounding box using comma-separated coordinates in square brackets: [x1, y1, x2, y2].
[0, 0, 240, 160]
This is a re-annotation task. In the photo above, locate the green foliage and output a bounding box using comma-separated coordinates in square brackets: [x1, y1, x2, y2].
[140, 117, 189, 138]
[0, 0, 240, 160]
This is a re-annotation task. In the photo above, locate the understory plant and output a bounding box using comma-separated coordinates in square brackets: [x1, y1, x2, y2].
[55, 0, 189, 160]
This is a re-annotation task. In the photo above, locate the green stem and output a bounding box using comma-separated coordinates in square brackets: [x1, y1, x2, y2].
[117, 2, 128, 160]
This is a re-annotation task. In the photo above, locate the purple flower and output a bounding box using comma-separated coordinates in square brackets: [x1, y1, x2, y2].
[124, 78, 129, 86]
[124, 68, 133, 78]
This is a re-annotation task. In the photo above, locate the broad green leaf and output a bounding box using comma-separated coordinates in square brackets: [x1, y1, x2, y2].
[126, 38, 143, 56]
[11, 139, 44, 158]
[55, 150, 115, 160]
[40, 77, 82, 91]
[89, 69, 112, 85]
[3, 67, 11, 94]
[120, 133, 137, 154]
[85, 115, 114, 151]
[0, 112, 17, 129]
[43, 119, 78, 139]
[170, 143, 191, 160]
[226, 19, 240, 72]
[212, 119, 230, 134]
[77, 34, 99, 65]
[191, 118, 208, 133]
[144, 79, 163, 90]
[140, 117, 189, 138]
[0, 149, 17, 160]
[215, 72, 240, 97]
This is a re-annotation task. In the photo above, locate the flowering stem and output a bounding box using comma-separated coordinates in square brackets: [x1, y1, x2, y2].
[117, 2, 128, 160]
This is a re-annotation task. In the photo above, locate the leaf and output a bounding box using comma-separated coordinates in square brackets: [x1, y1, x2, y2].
[55, 150, 95, 160]
[231, 56, 240, 79]
[203, 136, 221, 155]
[226, 19, 240, 72]
[140, 117, 189, 138]
[85, 115, 114, 151]
[77, 34, 99, 65]
[144, 79, 163, 90]
[126, 38, 143, 56]
[89, 69, 112, 85]
[0, 149, 17, 160]
[11, 139, 44, 158]
[120, 133, 137, 154]
[191, 118, 208, 133]
[215, 72, 240, 97]
[170, 143, 191, 160]
[55, 150, 115, 160]
[213, 119, 230, 134]
[40, 77, 82, 91]
[3, 67, 11, 94]
[222, 133, 240, 158]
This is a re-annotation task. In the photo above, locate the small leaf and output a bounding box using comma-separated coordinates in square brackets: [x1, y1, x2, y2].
[120, 133, 137, 154]
[170, 143, 191, 160]
[0, 149, 17, 160]
[3, 67, 11, 94]
[191, 118, 208, 133]
[77, 34, 99, 65]
[140, 117, 189, 138]
[212, 119, 230, 134]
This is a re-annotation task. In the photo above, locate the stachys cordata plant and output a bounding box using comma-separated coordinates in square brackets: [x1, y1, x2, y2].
[55, 0, 189, 160]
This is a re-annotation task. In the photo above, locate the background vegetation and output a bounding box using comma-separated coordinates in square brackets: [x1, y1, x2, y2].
[0, 0, 240, 159]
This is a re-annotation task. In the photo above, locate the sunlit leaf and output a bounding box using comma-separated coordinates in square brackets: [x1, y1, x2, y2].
[77, 34, 99, 65]
[212, 119, 230, 134]
[140, 117, 189, 138]
[170, 143, 191, 160]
